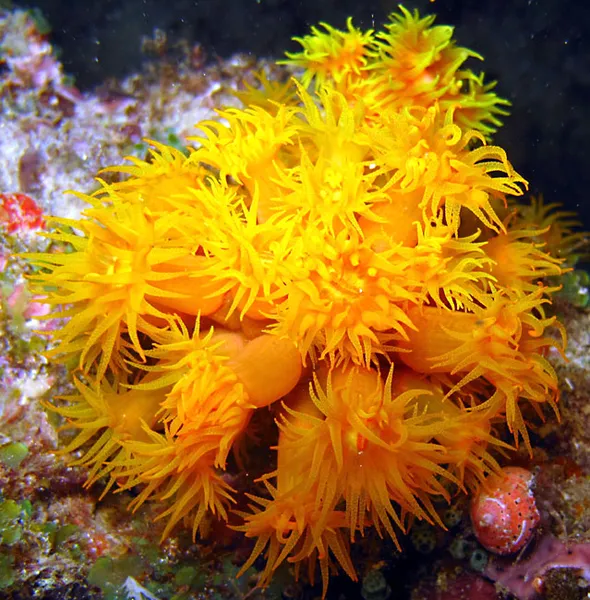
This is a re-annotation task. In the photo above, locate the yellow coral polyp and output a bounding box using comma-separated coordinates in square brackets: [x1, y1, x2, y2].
[43, 371, 172, 505]
[191, 103, 299, 195]
[281, 5, 509, 136]
[396, 290, 564, 448]
[516, 195, 590, 261]
[282, 16, 374, 91]
[452, 72, 511, 138]
[370, 105, 528, 233]
[368, 6, 475, 98]
[235, 485, 355, 594]
[407, 218, 494, 310]
[99, 141, 209, 214]
[233, 70, 299, 114]
[483, 222, 565, 296]
[269, 225, 419, 365]
[28, 200, 215, 380]
[366, 7, 508, 135]
[32, 4, 581, 597]
[192, 190, 298, 320]
[269, 83, 380, 233]
[272, 147, 381, 235]
[115, 431, 236, 540]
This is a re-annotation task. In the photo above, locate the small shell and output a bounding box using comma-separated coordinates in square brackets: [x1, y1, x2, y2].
[470, 466, 540, 555]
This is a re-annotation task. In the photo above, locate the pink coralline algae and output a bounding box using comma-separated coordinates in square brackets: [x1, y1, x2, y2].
[1, 11, 65, 91]
[470, 467, 541, 555]
[4, 282, 51, 321]
[0, 192, 49, 322]
[485, 534, 590, 599]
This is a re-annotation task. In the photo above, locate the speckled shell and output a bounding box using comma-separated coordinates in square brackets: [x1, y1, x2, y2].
[470, 466, 540, 555]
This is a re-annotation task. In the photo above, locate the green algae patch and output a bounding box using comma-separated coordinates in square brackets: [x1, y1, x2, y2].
[53, 523, 79, 549]
[87, 555, 145, 599]
[0, 442, 29, 469]
[556, 269, 590, 308]
[0, 554, 15, 589]
[174, 565, 206, 588]
[0, 499, 29, 545]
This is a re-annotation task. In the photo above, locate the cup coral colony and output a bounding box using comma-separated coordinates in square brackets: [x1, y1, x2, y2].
[26, 5, 584, 597]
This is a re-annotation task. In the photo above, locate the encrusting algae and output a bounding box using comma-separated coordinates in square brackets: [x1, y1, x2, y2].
[24, 5, 588, 597]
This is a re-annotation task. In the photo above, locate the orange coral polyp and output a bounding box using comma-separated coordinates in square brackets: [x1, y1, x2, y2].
[146, 254, 227, 316]
[131, 321, 300, 469]
[391, 370, 507, 485]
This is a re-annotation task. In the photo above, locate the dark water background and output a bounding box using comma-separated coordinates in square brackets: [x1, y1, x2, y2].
[11, 0, 590, 230]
